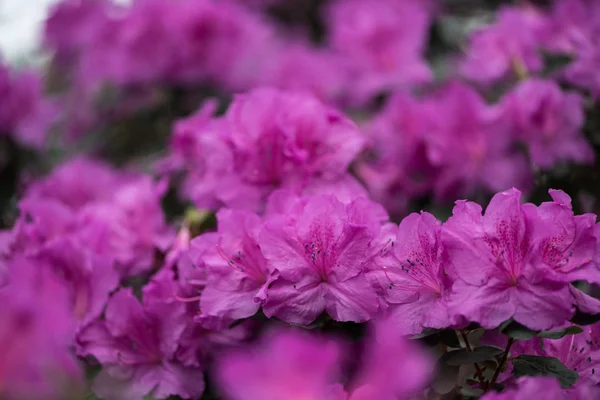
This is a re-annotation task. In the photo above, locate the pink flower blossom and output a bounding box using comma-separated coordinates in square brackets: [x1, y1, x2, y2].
[170, 88, 366, 212]
[501, 79, 593, 168]
[366, 212, 454, 334]
[196, 209, 274, 324]
[0, 257, 83, 400]
[214, 328, 344, 400]
[259, 195, 382, 324]
[442, 188, 574, 330]
[460, 6, 551, 84]
[423, 82, 531, 201]
[78, 280, 204, 400]
[326, 0, 432, 104]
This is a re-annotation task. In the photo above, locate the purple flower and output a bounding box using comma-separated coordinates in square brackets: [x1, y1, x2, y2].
[356, 92, 437, 215]
[326, 0, 432, 104]
[260, 41, 348, 105]
[348, 318, 433, 400]
[36, 238, 120, 331]
[366, 212, 454, 335]
[510, 323, 600, 387]
[25, 157, 126, 209]
[442, 188, 574, 330]
[214, 328, 343, 400]
[196, 208, 274, 325]
[259, 195, 382, 324]
[550, 0, 600, 98]
[77, 275, 204, 400]
[423, 82, 531, 200]
[481, 377, 563, 400]
[0, 256, 83, 400]
[170, 88, 366, 212]
[460, 6, 551, 84]
[24, 157, 173, 277]
[501, 79, 593, 168]
[0, 64, 56, 149]
[523, 189, 599, 285]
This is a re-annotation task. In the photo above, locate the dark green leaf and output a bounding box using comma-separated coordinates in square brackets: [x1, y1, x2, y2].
[432, 361, 460, 395]
[538, 326, 583, 340]
[512, 355, 579, 388]
[442, 345, 504, 366]
[500, 320, 539, 340]
[570, 310, 600, 326]
[541, 51, 574, 76]
[411, 328, 442, 339]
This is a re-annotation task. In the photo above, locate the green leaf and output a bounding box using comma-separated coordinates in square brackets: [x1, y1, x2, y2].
[411, 328, 442, 339]
[512, 355, 579, 388]
[538, 326, 583, 340]
[541, 51, 574, 76]
[500, 320, 538, 340]
[442, 345, 504, 366]
[570, 310, 600, 326]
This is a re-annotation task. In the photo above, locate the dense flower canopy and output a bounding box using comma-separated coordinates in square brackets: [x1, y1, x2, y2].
[1, 0, 600, 399]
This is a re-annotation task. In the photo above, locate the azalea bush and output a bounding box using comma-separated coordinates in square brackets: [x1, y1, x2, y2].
[1, 0, 600, 399]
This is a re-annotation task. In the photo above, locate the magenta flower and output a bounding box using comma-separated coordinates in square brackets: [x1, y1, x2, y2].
[170, 88, 366, 212]
[0, 63, 56, 149]
[75, 176, 173, 276]
[25, 157, 128, 209]
[24, 157, 173, 277]
[326, 0, 432, 104]
[259, 195, 382, 324]
[481, 377, 563, 400]
[77, 280, 205, 400]
[523, 189, 599, 285]
[442, 188, 573, 330]
[501, 79, 593, 168]
[348, 318, 433, 400]
[423, 82, 531, 200]
[36, 238, 120, 330]
[366, 212, 454, 334]
[196, 208, 274, 324]
[510, 323, 600, 387]
[0, 256, 83, 400]
[214, 328, 344, 400]
[356, 92, 437, 215]
[550, 0, 600, 98]
[261, 42, 348, 105]
[460, 6, 550, 84]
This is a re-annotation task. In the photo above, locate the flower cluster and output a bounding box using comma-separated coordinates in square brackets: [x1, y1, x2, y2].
[0, 62, 56, 148]
[0, 0, 599, 399]
[163, 88, 367, 212]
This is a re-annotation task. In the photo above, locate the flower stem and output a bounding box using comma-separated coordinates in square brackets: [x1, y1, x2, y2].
[488, 337, 515, 391]
[460, 330, 487, 389]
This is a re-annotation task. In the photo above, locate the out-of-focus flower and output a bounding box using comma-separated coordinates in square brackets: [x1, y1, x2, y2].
[501, 79, 593, 168]
[22, 157, 173, 277]
[550, 0, 600, 98]
[0, 63, 56, 149]
[481, 377, 563, 400]
[326, 0, 432, 104]
[460, 6, 551, 84]
[78, 280, 205, 400]
[0, 256, 83, 400]
[214, 328, 344, 400]
[348, 318, 433, 400]
[424, 82, 531, 201]
[259, 194, 383, 324]
[356, 92, 436, 215]
[169, 88, 366, 212]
